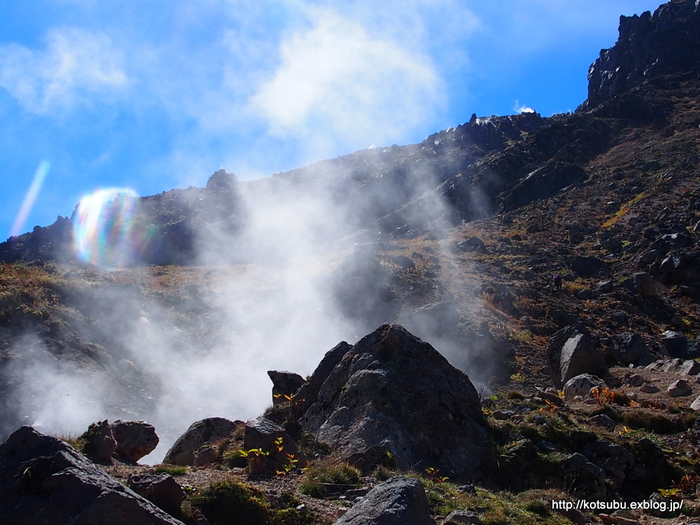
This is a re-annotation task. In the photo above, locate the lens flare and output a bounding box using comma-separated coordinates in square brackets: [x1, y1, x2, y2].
[72, 188, 151, 269]
[10, 160, 51, 238]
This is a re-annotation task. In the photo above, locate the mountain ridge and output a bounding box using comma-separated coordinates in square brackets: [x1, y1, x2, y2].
[5, 1, 699, 267]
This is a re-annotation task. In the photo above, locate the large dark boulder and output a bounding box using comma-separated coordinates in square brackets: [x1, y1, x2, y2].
[333, 477, 435, 525]
[163, 418, 241, 466]
[0, 426, 184, 524]
[112, 420, 159, 463]
[301, 324, 491, 480]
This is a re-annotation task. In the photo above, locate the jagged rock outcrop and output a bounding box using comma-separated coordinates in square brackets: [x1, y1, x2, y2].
[0, 426, 184, 524]
[295, 341, 353, 418]
[301, 324, 491, 480]
[584, 0, 700, 110]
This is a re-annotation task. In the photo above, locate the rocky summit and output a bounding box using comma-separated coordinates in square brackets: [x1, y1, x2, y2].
[3, 1, 700, 524]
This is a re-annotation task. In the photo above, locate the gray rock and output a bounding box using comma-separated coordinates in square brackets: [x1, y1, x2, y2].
[547, 327, 607, 389]
[640, 383, 660, 393]
[680, 360, 700, 376]
[615, 332, 654, 366]
[622, 372, 645, 387]
[0, 426, 184, 525]
[562, 453, 606, 500]
[590, 414, 617, 431]
[267, 370, 305, 405]
[301, 324, 491, 480]
[563, 374, 606, 401]
[332, 477, 435, 525]
[581, 439, 634, 489]
[244, 416, 306, 474]
[690, 395, 700, 411]
[112, 420, 159, 463]
[645, 359, 665, 371]
[667, 379, 692, 397]
[660, 358, 685, 373]
[163, 417, 240, 466]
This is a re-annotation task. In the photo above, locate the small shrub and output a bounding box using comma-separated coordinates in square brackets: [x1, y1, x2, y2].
[300, 461, 361, 498]
[187, 479, 269, 525]
[372, 464, 396, 481]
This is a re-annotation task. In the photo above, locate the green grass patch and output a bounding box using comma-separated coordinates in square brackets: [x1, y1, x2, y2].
[154, 464, 188, 476]
[299, 461, 361, 499]
[186, 478, 313, 525]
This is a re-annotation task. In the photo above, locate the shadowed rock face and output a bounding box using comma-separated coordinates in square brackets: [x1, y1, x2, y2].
[584, 0, 700, 109]
[301, 324, 491, 481]
[0, 426, 184, 525]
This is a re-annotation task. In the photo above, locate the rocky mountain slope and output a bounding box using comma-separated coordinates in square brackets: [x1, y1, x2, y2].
[3, 0, 700, 524]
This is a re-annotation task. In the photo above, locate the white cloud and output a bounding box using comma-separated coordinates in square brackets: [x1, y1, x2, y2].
[0, 27, 128, 114]
[249, 8, 443, 159]
[513, 100, 535, 114]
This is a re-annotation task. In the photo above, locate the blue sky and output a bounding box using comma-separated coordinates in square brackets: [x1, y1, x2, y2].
[0, 0, 664, 240]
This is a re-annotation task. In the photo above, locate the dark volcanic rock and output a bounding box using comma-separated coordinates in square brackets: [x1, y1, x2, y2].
[333, 477, 435, 525]
[295, 342, 353, 417]
[163, 417, 240, 466]
[301, 324, 491, 480]
[584, 0, 700, 109]
[112, 420, 159, 463]
[82, 420, 116, 464]
[127, 473, 186, 518]
[267, 370, 305, 405]
[0, 426, 183, 525]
